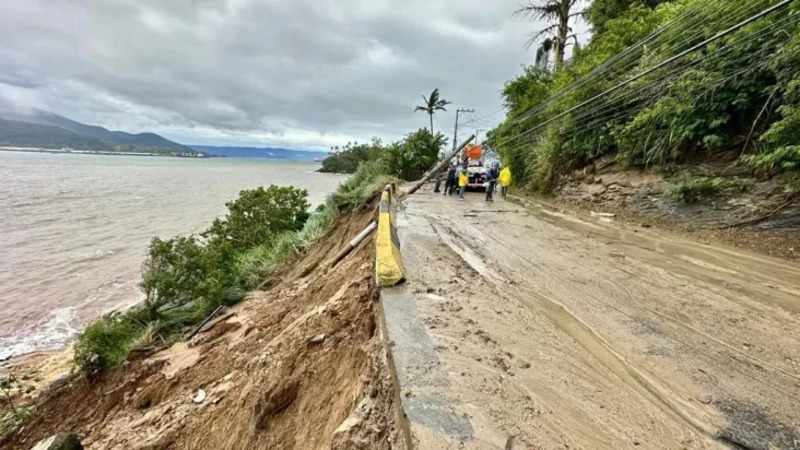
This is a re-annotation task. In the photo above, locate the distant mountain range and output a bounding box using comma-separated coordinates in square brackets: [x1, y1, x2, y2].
[0, 109, 200, 155]
[190, 145, 329, 160]
[0, 109, 331, 160]
[0, 117, 112, 151]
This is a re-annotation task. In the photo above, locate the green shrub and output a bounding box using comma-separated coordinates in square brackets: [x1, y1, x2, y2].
[742, 146, 800, 172]
[667, 177, 749, 203]
[140, 237, 240, 318]
[205, 185, 310, 251]
[74, 317, 143, 371]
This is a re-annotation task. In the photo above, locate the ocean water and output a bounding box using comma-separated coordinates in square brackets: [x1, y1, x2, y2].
[0, 152, 345, 359]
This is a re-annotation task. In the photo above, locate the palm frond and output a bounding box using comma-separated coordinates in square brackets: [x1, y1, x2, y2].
[524, 24, 559, 50]
[514, 1, 562, 21]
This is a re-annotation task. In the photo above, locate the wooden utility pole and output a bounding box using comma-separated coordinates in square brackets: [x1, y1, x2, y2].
[452, 108, 474, 155]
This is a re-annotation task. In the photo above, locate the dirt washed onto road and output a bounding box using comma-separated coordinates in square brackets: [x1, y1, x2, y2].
[395, 187, 800, 449]
[1, 201, 407, 450]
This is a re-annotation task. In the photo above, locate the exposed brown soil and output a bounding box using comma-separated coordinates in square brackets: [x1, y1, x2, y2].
[1, 201, 406, 450]
[554, 155, 799, 261]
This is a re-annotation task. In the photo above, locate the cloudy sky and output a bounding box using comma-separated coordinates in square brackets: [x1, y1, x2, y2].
[0, 0, 576, 150]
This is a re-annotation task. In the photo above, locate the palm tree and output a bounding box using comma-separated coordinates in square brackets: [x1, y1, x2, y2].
[515, 0, 583, 71]
[414, 88, 451, 134]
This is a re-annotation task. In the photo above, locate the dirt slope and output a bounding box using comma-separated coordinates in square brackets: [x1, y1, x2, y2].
[556, 156, 799, 261]
[395, 188, 800, 449]
[1, 202, 406, 450]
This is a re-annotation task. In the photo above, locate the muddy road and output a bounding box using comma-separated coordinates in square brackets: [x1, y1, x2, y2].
[394, 188, 800, 449]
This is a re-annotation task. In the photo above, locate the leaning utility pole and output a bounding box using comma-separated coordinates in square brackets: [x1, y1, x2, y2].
[452, 108, 474, 157]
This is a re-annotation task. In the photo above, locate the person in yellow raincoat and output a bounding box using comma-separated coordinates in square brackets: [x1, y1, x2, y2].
[458, 168, 469, 200]
[499, 165, 512, 198]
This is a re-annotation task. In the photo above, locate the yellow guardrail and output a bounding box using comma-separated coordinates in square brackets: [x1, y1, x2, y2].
[376, 183, 406, 287]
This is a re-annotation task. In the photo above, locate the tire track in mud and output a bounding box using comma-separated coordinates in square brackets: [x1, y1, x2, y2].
[430, 220, 727, 445]
[456, 205, 800, 385]
[429, 206, 800, 448]
[480, 225, 800, 400]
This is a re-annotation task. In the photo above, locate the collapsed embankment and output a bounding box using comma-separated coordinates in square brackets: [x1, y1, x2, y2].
[1, 199, 406, 450]
[550, 155, 799, 260]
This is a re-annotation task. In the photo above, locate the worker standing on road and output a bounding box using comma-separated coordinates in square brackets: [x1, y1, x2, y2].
[499, 165, 512, 199]
[444, 163, 457, 196]
[458, 167, 468, 200]
[433, 162, 445, 193]
[485, 161, 500, 202]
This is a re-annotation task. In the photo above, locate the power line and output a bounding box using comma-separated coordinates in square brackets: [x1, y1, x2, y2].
[509, 0, 778, 127]
[495, 0, 794, 150]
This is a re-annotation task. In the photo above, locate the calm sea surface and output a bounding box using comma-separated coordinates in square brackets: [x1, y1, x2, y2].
[0, 152, 345, 359]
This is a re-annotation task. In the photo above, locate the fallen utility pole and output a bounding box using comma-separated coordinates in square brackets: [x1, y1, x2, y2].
[330, 135, 475, 268]
[402, 134, 475, 199]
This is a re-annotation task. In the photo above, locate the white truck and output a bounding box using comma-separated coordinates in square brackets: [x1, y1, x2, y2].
[462, 146, 499, 190]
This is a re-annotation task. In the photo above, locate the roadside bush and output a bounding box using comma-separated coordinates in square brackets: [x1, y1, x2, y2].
[742, 146, 800, 173]
[667, 177, 749, 203]
[329, 159, 396, 210]
[205, 185, 310, 251]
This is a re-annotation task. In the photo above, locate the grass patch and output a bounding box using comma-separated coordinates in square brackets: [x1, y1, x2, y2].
[0, 375, 36, 437]
[741, 146, 800, 173]
[0, 406, 34, 437]
[667, 177, 749, 203]
[329, 159, 398, 211]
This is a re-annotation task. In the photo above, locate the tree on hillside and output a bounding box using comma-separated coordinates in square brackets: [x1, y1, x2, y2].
[385, 128, 447, 180]
[586, 0, 667, 33]
[515, 0, 584, 71]
[414, 88, 451, 134]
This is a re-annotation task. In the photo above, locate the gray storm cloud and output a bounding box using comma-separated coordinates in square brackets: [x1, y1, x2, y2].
[0, 0, 557, 149]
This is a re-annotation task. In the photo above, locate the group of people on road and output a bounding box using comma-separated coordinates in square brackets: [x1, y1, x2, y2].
[434, 160, 512, 202]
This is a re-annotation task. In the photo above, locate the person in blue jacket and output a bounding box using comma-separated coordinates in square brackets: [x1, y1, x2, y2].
[485, 161, 500, 202]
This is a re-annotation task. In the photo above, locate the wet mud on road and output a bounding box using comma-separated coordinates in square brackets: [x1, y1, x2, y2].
[386, 187, 800, 449]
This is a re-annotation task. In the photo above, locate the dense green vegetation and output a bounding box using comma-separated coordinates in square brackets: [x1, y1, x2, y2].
[489, 0, 800, 193]
[320, 128, 447, 177]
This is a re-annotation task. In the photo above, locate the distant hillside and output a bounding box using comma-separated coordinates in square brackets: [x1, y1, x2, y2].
[0, 109, 196, 154]
[190, 145, 328, 160]
[0, 118, 112, 151]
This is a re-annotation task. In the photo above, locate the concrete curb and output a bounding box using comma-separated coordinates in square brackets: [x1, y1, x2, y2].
[376, 291, 415, 450]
